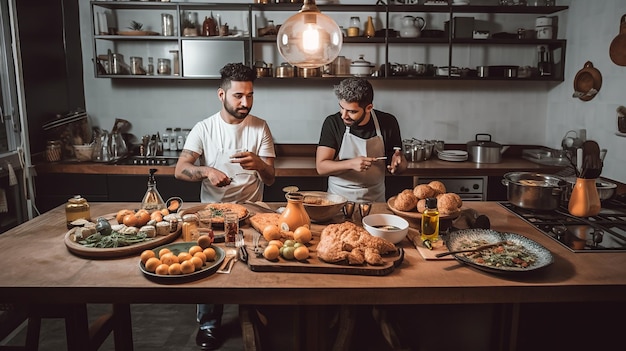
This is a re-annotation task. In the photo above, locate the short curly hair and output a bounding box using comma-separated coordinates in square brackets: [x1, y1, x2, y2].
[219, 63, 256, 90]
[333, 77, 374, 109]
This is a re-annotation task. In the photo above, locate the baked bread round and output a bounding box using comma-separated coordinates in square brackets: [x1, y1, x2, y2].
[394, 189, 418, 211]
[437, 193, 462, 215]
[428, 180, 447, 195]
[416, 198, 427, 213]
[413, 184, 436, 200]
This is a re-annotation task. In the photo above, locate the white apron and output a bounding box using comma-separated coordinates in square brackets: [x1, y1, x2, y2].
[327, 111, 386, 202]
[201, 147, 261, 203]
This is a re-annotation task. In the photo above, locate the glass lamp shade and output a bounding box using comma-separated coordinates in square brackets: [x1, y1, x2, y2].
[277, 9, 343, 69]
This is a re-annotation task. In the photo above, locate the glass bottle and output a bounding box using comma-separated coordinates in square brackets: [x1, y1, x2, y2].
[364, 16, 375, 38]
[568, 178, 601, 217]
[147, 57, 154, 75]
[66, 195, 91, 229]
[278, 192, 311, 232]
[182, 214, 199, 242]
[420, 197, 440, 247]
[224, 211, 239, 247]
[169, 128, 178, 151]
[141, 168, 166, 211]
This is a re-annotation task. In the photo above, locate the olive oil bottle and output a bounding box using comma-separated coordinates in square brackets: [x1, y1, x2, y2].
[421, 197, 440, 248]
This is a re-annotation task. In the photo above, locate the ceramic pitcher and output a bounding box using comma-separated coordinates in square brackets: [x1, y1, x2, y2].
[400, 16, 426, 38]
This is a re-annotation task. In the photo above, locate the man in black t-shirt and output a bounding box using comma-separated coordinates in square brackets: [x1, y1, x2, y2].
[316, 77, 407, 202]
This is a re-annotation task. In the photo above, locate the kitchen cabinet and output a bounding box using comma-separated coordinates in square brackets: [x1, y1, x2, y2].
[89, 1, 567, 82]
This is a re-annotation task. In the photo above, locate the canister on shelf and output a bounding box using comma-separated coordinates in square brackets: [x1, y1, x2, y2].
[66, 195, 91, 229]
[157, 58, 171, 75]
[45, 140, 62, 162]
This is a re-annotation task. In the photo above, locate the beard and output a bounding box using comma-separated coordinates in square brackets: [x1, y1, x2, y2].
[224, 100, 250, 120]
[343, 110, 366, 127]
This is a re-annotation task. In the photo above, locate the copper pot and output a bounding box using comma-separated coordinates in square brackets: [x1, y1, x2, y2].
[296, 66, 321, 78]
[275, 63, 294, 78]
[254, 61, 273, 78]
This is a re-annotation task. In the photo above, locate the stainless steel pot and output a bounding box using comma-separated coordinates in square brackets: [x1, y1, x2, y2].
[275, 62, 294, 78]
[467, 133, 507, 163]
[296, 66, 321, 78]
[501, 172, 568, 211]
[254, 61, 273, 77]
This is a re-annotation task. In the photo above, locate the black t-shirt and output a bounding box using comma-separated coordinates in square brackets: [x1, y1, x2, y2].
[317, 109, 403, 161]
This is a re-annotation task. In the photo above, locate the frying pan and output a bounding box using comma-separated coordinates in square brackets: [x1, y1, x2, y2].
[573, 61, 602, 102]
[609, 14, 626, 66]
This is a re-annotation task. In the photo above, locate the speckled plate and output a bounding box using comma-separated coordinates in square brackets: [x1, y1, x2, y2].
[446, 229, 554, 274]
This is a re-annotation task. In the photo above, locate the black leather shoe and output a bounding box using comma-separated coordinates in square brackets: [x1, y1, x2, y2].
[196, 327, 221, 350]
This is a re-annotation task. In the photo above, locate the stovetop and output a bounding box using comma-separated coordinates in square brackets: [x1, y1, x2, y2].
[500, 196, 626, 252]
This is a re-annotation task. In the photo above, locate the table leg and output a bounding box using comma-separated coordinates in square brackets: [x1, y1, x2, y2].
[112, 304, 133, 351]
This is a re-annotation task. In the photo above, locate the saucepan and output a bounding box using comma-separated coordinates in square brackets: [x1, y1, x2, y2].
[502, 172, 568, 211]
[466, 133, 509, 164]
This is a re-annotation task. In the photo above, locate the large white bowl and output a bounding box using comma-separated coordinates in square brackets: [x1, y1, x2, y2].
[362, 214, 409, 244]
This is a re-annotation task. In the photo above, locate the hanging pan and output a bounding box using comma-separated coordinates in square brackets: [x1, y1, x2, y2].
[573, 61, 602, 102]
[609, 14, 626, 66]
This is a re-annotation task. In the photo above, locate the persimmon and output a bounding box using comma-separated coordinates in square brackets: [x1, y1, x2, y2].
[123, 214, 138, 227]
[116, 209, 134, 224]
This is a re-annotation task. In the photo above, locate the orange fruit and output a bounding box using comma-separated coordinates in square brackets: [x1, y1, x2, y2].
[203, 247, 216, 261]
[168, 263, 182, 275]
[155, 263, 170, 275]
[294, 246, 310, 261]
[294, 226, 312, 244]
[161, 253, 179, 265]
[263, 225, 281, 241]
[178, 252, 193, 262]
[188, 245, 203, 256]
[194, 252, 207, 263]
[160, 208, 170, 216]
[190, 256, 204, 270]
[181, 260, 195, 274]
[158, 248, 171, 258]
[144, 257, 161, 273]
[123, 214, 138, 227]
[135, 210, 151, 226]
[197, 235, 213, 249]
[263, 244, 280, 260]
[116, 209, 134, 224]
[268, 240, 283, 248]
[150, 211, 163, 223]
[140, 250, 155, 264]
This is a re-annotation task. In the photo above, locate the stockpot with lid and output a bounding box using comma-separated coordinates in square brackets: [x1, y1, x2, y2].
[467, 133, 508, 163]
[502, 172, 568, 211]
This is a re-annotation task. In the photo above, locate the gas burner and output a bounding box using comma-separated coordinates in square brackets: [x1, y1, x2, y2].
[499, 202, 626, 252]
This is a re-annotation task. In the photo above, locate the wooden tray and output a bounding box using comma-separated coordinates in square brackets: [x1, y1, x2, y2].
[64, 213, 181, 259]
[242, 225, 404, 276]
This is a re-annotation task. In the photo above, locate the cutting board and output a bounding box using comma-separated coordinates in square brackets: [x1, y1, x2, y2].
[242, 224, 404, 276]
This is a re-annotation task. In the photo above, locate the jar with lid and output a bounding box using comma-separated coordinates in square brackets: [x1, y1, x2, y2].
[157, 58, 171, 75]
[45, 140, 62, 162]
[278, 192, 311, 231]
[348, 17, 361, 37]
[130, 56, 146, 75]
[224, 211, 239, 247]
[147, 57, 154, 75]
[66, 195, 91, 229]
[182, 214, 199, 242]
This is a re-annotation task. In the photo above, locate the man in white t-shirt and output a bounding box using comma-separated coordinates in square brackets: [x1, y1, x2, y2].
[175, 62, 276, 350]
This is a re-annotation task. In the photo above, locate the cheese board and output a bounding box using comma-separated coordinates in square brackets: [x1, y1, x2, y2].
[64, 213, 181, 259]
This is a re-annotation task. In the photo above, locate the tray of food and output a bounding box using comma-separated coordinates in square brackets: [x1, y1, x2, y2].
[64, 208, 181, 259]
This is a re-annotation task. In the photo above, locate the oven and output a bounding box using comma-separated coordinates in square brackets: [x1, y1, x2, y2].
[414, 177, 486, 201]
[499, 195, 626, 252]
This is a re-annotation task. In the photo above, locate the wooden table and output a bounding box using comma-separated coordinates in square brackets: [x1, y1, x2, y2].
[1, 202, 625, 350]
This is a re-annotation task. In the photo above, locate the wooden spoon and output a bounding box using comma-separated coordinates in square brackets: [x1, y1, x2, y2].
[435, 241, 508, 258]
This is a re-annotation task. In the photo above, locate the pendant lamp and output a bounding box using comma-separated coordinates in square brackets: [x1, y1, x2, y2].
[276, 0, 343, 69]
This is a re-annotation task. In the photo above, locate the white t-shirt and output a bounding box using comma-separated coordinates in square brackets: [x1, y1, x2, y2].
[183, 111, 276, 203]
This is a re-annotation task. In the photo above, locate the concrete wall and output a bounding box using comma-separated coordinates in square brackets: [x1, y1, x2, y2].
[78, 0, 626, 183]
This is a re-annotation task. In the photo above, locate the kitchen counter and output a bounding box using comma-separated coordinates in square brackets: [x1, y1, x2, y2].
[35, 156, 565, 177]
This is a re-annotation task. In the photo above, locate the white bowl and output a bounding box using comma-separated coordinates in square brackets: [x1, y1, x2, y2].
[362, 214, 409, 244]
[73, 144, 94, 161]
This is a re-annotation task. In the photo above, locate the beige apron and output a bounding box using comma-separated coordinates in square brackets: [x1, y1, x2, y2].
[201, 147, 261, 203]
[327, 110, 386, 202]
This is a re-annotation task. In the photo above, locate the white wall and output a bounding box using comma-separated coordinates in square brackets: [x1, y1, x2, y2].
[79, 0, 626, 183]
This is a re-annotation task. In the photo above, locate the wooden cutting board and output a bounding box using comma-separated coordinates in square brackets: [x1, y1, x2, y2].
[242, 224, 404, 276]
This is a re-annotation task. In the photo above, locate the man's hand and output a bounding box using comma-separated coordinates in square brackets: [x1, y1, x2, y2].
[387, 148, 406, 174]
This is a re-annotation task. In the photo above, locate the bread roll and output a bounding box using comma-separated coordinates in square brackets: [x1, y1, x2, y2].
[394, 189, 418, 211]
[413, 184, 436, 200]
[428, 180, 447, 195]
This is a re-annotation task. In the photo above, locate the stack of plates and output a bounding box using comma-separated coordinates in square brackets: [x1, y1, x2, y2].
[438, 150, 468, 162]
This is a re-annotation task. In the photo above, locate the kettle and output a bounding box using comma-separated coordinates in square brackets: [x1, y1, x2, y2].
[400, 16, 426, 38]
[561, 130, 583, 151]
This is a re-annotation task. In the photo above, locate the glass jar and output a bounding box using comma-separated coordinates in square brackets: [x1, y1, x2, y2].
[45, 140, 62, 162]
[182, 214, 199, 242]
[66, 195, 91, 229]
[224, 211, 239, 247]
[147, 57, 154, 75]
[157, 58, 171, 75]
[348, 17, 361, 37]
[278, 192, 310, 231]
[130, 56, 145, 75]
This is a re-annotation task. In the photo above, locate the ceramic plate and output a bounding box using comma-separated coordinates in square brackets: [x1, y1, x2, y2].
[139, 242, 225, 283]
[446, 229, 554, 274]
[387, 196, 461, 220]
